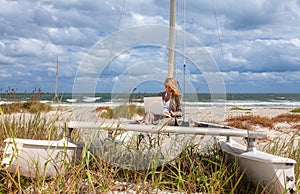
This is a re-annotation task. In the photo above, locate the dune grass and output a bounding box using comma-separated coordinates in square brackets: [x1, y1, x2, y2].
[291, 108, 300, 113]
[0, 87, 52, 114]
[229, 107, 252, 111]
[0, 102, 52, 114]
[225, 113, 300, 131]
[0, 106, 298, 193]
[96, 105, 144, 119]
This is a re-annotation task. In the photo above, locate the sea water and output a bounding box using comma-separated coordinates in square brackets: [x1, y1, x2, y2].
[0, 93, 299, 108]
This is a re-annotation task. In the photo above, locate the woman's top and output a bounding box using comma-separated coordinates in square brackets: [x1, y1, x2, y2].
[163, 92, 171, 113]
[158, 91, 182, 118]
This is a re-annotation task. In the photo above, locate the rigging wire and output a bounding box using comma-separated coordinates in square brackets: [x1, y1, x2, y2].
[116, 0, 126, 32]
[108, 0, 126, 62]
[211, 0, 236, 126]
[211, 0, 234, 100]
[211, 0, 225, 60]
[183, 0, 187, 122]
[183, 0, 187, 66]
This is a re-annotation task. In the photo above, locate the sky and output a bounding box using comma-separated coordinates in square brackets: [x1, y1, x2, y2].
[1, 0, 300, 94]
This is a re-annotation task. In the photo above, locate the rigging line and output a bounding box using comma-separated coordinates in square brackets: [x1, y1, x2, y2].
[116, 0, 126, 32]
[183, 0, 187, 65]
[211, 0, 224, 60]
[211, 0, 234, 102]
[183, 0, 187, 122]
[108, 0, 126, 62]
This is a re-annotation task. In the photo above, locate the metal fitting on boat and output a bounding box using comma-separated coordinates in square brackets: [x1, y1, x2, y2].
[286, 176, 294, 182]
[245, 137, 256, 151]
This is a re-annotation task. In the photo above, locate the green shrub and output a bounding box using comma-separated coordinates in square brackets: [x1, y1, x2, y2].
[291, 108, 300, 113]
[0, 102, 51, 114]
[96, 104, 145, 119]
[230, 107, 251, 111]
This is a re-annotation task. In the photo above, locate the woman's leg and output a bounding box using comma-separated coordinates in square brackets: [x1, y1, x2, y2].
[158, 117, 176, 126]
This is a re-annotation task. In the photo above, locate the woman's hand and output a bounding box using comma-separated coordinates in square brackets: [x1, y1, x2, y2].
[164, 111, 171, 118]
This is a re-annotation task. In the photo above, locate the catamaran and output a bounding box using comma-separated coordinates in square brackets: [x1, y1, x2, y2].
[1, 1, 296, 193]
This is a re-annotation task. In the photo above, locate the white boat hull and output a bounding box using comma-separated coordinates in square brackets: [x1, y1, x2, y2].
[61, 121, 296, 193]
[4, 120, 296, 193]
[219, 138, 296, 194]
[1, 138, 77, 178]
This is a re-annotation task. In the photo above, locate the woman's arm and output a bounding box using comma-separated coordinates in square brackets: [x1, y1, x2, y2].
[170, 96, 182, 117]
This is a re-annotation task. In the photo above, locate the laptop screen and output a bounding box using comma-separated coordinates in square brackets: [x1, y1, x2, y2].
[143, 96, 163, 115]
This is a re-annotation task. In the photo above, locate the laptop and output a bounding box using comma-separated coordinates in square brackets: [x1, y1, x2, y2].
[143, 96, 164, 115]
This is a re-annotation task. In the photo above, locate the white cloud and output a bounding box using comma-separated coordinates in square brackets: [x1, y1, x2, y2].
[225, 52, 248, 64]
[0, 72, 12, 78]
[1, 37, 58, 58]
[47, 27, 89, 45]
[122, 12, 167, 27]
[255, 38, 300, 47]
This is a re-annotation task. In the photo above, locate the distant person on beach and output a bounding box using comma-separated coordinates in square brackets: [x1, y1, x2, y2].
[137, 77, 183, 126]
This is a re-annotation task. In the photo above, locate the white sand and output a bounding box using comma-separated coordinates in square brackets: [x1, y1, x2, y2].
[6, 105, 298, 149]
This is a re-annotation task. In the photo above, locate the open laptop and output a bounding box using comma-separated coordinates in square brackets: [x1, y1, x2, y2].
[143, 96, 164, 115]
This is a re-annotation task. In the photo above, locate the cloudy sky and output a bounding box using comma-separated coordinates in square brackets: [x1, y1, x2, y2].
[1, 0, 300, 94]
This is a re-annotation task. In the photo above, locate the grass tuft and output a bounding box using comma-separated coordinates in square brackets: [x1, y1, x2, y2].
[225, 115, 273, 130]
[226, 113, 300, 130]
[0, 102, 51, 114]
[96, 104, 145, 119]
[229, 107, 252, 111]
[291, 108, 300, 113]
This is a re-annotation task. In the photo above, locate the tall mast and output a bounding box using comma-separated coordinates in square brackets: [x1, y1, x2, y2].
[55, 54, 58, 99]
[168, 0, 176, 78]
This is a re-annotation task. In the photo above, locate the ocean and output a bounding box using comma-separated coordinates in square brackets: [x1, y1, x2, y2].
[1, 93, 299, 109]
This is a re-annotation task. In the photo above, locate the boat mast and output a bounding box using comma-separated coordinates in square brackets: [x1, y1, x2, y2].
[55, 54, 58, 99]
[168, 0, 176, 78]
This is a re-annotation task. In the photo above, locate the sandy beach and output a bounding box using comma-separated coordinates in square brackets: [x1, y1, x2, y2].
[8, 104, 297, 149]
[50, 105, 299, 129]
[48, 105, 299, 148]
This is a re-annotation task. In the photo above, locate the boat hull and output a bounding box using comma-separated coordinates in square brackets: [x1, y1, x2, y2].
[219, 138, 296, 194]
[1, 138, 77, 178]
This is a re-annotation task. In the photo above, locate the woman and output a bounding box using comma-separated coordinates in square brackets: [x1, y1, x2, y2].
[138, 78, 183, 126]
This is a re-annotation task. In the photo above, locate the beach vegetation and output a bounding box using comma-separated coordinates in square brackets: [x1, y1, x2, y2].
[225, 115, 273, 130]
[96, 105, 144, 119]
[0, 111, 257, 193]
[225, 113, 300, 130]
[0, 101, 51, 114]
[95, 106, 114, 119]
[291, 108, 300, 113]
[229, 107, 252, 111]
[293, 124, 300, 131]
[263, 131, 299, 191]
[272, 113, 300, 124]
[0, 87, 52, 114]
[0, 107, 298, 193]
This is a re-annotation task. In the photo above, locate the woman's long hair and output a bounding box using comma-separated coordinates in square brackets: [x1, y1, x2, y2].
[164, 78, 182, 97]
